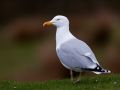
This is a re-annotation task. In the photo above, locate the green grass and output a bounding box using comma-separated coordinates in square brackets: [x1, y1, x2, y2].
[0, 74, 120, 90]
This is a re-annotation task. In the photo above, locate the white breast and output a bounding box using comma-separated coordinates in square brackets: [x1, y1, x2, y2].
[56, 26, 75, 50]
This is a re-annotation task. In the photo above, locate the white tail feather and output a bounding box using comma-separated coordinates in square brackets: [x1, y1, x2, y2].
[93, 69, 111, 74]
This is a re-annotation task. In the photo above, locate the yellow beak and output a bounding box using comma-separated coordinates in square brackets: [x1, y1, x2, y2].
[43, 21, 53, 27]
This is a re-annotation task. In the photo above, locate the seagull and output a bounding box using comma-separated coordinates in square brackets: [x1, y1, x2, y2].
[43, 15, 111, 83]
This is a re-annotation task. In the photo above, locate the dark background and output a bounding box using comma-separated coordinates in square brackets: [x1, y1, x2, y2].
[0, 0, 120, 81]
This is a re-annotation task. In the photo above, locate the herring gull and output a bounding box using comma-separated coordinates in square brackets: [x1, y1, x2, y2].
[43, 15, 111, 83]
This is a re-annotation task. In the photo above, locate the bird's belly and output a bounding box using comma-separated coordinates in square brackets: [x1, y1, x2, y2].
[56, 49, 83, 72]
[59, 56, 82, 72]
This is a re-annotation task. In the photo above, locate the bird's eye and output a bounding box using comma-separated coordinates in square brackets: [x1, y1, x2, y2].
[57, 19, 60, 21]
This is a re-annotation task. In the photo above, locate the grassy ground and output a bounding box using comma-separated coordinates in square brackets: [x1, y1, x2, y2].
[0, 74, 120, 90]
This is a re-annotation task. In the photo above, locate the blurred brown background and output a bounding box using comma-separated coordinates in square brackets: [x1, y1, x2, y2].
[0, 0, 120, 81]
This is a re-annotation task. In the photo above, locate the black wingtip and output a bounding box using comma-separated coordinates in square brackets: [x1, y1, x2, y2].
[82, 64, 111, 74]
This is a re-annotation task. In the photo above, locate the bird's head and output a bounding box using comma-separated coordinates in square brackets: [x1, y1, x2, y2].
[43, 15, 69, 28]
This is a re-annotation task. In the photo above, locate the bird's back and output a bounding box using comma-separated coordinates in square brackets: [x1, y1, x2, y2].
[56, 38, 100, 71]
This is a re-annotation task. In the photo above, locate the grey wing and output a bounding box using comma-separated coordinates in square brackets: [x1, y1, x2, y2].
[58, 39, 100, 69]
[72, 39, 100, 65]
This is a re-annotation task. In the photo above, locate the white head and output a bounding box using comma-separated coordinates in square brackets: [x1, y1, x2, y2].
[43, 15, 69, 28]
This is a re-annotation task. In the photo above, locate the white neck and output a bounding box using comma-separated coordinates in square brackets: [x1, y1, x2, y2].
[56, 26, 75, 49]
